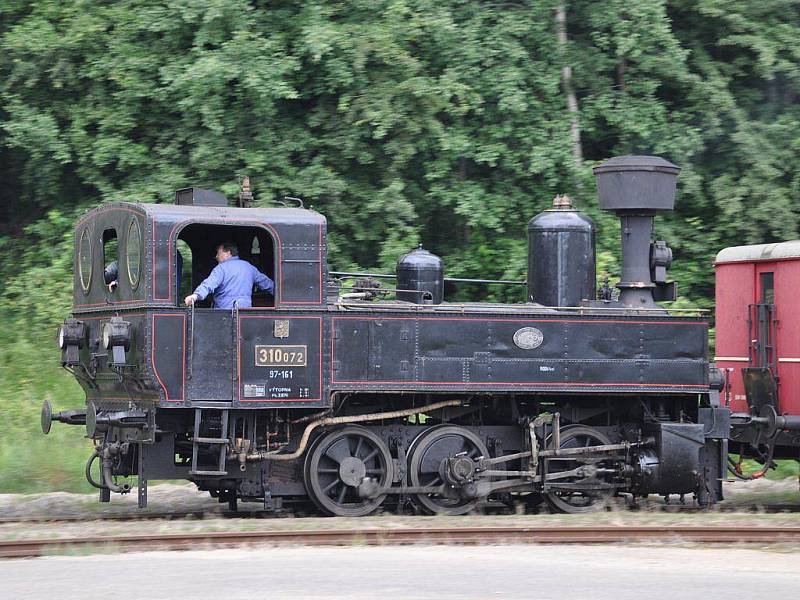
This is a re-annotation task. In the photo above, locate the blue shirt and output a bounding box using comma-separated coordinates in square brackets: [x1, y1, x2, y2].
[193, 256, 274, 309]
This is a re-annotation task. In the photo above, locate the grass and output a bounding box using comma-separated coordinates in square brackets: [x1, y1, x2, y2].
[732, 456, 800, 481]
[0, 331, 95, 493]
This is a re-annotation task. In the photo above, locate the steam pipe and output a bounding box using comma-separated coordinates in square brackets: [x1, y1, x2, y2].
[84, 448, 105, 490]
[100, 445, 131, 493]
[331, 271, 526, 286]
[248, 399, 461, 462]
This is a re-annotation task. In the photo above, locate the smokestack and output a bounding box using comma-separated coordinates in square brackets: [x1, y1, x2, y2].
[592, 156, 680, 307]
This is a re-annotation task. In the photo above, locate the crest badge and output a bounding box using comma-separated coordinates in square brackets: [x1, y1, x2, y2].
[513, 327, 544, 350]
[274, 320, 290, 339]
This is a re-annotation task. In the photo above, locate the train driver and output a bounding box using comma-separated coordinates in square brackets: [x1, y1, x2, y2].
[184, 241, 274, 309]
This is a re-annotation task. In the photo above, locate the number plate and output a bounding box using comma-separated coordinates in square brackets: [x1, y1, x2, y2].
[255, 345, 307, 367]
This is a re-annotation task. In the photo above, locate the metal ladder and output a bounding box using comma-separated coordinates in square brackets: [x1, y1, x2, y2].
[189, 408, 229, 476]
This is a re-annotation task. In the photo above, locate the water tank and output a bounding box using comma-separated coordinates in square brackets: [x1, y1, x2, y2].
[527, 195, 596, 306]
[396, 245, 444, 304]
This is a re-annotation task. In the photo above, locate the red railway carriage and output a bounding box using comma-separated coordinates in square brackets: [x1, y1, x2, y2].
[715, 241, 800, 457]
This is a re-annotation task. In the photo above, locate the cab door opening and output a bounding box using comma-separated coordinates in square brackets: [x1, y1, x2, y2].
[178, 224, 277, 403]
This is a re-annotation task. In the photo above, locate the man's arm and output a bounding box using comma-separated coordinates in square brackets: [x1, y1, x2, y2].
[253, 269, 275, 295]
[185, 265, 223, 305]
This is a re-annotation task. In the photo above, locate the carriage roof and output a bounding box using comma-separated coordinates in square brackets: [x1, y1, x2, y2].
[715, 240, 800, 264]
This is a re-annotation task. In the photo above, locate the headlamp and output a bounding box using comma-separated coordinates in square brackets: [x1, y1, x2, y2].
[102, 317, 132, 365]
[58, 319, 86, 365]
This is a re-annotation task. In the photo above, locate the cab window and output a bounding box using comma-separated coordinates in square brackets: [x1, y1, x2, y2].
[126, 219, 142, 289]
[176, 224, 276, 307]
[78, 228, 92, 294]
[102, 228, 119, 293]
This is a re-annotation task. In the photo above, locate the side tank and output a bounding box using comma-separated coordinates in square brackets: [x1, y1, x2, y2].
[396, 245, 444, 304]
[527, 195, 596, 307]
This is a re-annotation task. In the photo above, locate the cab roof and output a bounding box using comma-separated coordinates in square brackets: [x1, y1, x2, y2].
[77, 201, 326, 228]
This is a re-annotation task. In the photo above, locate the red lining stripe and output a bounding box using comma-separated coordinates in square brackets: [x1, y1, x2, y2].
[164, 218, 285, 305]
[150, 313, 186, 403]
[330, 315, 707, 387]
[237, 315, 323, 403]
[331, 316, 706, 325]
[331, 380, 707, 388]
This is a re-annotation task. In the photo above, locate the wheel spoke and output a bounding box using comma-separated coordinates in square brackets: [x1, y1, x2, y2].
[337, 483, 348, 504]
[324, 438, 351, 464]
[322, 478, 340, 494]
[354, 436, 364, 458]
[362, 448, 379, 464]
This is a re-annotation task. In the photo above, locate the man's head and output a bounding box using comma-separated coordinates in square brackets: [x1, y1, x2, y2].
[215, 241, 238, 263]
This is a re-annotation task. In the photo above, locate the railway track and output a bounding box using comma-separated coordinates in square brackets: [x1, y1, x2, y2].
[0, 500, 797, 525]
[1, 526, 799, 558]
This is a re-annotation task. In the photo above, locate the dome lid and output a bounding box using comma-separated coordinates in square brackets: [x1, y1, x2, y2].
[397, 245, 442, 269]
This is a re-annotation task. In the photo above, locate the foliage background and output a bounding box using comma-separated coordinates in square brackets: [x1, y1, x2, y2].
[1, 0, 798, 491]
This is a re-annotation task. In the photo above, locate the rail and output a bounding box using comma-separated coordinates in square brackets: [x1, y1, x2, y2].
[1, 526, 797, 558]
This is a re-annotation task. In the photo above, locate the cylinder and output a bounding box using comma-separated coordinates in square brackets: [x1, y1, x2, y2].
[396, 245, 444, 304]
[527, 196, 596, 307]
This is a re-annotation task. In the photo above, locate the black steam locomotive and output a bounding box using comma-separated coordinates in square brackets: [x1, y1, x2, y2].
[42, 156, 728, 515]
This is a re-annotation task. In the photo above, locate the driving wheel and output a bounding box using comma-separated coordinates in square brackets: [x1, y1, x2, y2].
[544, 425, 617, 514]
[304, 426, 393, 517]
[408, 425, 489, 515]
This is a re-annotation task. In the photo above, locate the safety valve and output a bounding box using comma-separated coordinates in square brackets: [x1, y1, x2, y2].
[102, 317, 132, 365]
[58, 318, 87, 365]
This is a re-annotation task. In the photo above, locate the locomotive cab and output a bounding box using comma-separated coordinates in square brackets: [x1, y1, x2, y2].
[46, 191, 329, 506]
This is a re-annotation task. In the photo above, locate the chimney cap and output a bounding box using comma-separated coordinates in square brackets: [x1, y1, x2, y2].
[593, 155, 680, 212]
[592, 155, 680, 176]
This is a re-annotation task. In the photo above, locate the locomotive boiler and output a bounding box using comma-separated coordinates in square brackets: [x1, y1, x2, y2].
[42, 156, 727, 515]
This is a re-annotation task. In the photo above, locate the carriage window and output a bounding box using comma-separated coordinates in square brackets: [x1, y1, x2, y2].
[760, 272, 774, 304]
[127, 219, 142, 288]
[78, 228, 92, 293]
